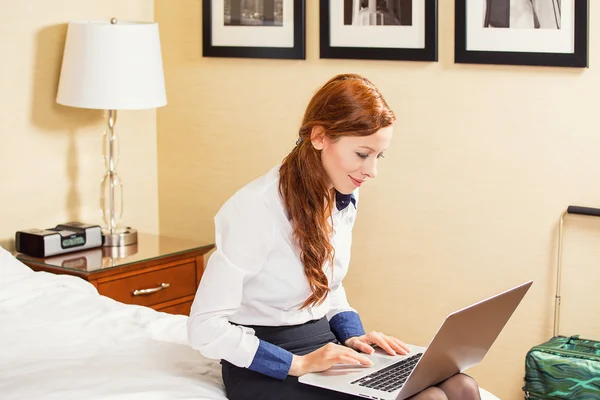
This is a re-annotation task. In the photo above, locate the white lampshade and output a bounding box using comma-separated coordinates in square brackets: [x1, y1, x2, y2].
[57, 19, 167, 110]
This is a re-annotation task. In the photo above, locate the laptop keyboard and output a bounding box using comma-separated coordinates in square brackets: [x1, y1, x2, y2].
[350, 353, 423, 393]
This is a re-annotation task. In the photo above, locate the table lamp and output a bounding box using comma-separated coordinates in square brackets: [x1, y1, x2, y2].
[56, 18, 167, 247]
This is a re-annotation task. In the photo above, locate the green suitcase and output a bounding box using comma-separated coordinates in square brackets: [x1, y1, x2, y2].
[524, 335, 600, 399]
[523, 206, 600, 399]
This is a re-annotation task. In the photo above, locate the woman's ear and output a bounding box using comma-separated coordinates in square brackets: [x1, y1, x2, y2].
[310, 125, 326, 150]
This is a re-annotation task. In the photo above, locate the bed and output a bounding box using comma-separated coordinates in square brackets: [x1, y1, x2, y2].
[0, 246, 499, 399]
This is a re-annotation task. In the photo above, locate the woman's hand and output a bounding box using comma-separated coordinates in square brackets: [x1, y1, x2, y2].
[288, 342, 373, 376]
[345, 331, 411, 356]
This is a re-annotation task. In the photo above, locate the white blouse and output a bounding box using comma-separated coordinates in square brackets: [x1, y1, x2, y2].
[187, 165, 360, 371]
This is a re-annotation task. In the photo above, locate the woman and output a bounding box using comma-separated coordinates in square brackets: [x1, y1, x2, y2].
[187, 74, 481, 400]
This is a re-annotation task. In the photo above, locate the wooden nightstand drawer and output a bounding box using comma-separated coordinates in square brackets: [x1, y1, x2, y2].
[98, 261, 197, 307]
[157, 300, 193, 316]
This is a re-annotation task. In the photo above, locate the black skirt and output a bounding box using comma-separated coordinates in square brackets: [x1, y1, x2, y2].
[221, 317, 362, 400]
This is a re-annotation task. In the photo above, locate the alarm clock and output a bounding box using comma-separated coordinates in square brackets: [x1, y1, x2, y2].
[15, 222, 103, 257]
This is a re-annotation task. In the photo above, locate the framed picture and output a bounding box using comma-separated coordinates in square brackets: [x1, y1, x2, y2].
[319, 0, 438, 61]
[455, 0, 589, 68]
[202, 0, 305, 59]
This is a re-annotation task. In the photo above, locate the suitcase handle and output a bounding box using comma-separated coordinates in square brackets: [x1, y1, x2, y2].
[566, 205, 600, 218]
[554, 205, 600, 336]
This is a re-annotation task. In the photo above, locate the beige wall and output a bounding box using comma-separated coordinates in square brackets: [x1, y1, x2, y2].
[0, 0, 159, 250]
[156, 1, 600, 399]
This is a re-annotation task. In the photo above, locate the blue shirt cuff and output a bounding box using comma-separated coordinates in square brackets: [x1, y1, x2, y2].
[329, 311, 366, 344]
[248, 339, 293, 380]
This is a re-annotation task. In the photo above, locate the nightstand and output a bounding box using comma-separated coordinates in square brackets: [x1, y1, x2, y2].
[16, 233, 214, 316]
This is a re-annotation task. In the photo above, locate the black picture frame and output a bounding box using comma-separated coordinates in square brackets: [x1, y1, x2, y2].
[455, 0, 589, 68]
[319, 0, 438, 62]
[202, 0, 306, 60]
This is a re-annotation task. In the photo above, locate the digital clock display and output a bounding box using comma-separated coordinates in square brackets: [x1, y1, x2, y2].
[62, 236, 85, 248]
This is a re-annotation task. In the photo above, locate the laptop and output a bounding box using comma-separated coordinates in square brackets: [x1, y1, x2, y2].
[299, 280, 533, 400]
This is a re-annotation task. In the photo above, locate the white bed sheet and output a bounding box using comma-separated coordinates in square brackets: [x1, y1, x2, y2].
[0, 248, 499, 399]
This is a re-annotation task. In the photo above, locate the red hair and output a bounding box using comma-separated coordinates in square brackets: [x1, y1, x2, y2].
[278, 73, 396, 309]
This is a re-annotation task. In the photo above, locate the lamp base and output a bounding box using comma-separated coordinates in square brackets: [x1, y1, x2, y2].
[102, 242, 138, 260]
[102, 227, 138, 247]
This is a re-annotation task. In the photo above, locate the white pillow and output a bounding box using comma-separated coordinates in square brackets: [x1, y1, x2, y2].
[0, 245, 33, 283]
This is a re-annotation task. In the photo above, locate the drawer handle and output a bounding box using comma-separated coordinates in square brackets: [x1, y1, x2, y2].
[132, 282, 170, 296]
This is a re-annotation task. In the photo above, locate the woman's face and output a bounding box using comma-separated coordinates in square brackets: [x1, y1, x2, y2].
[312, 126, 393, 195]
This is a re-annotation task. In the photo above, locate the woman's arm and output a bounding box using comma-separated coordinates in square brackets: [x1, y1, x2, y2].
[187, 190, 293, 380]
[326, 282, 367, 344]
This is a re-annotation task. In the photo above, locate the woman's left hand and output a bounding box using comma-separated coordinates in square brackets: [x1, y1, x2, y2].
[345, 331, 411, 356]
